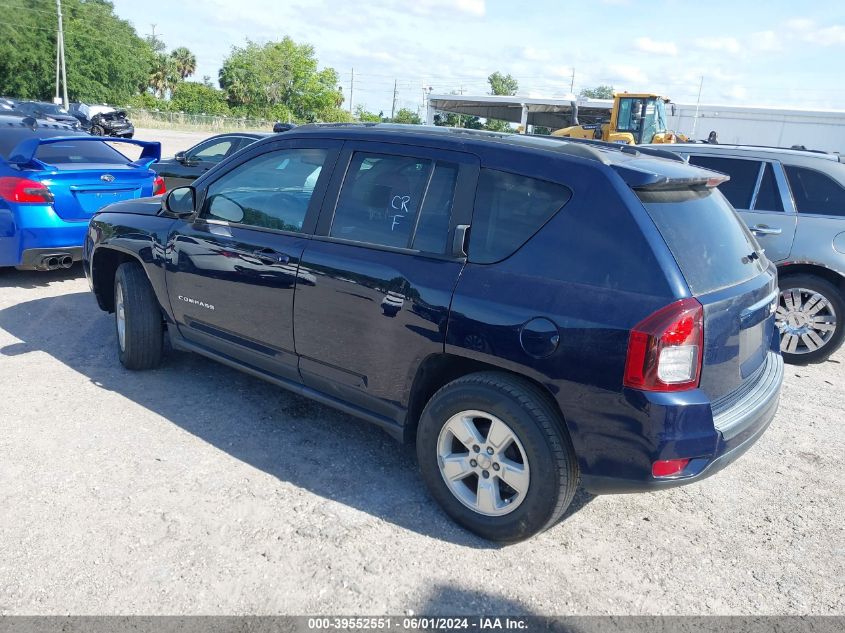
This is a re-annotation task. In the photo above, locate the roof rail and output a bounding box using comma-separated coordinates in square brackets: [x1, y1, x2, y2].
[542, 135, 686, 163]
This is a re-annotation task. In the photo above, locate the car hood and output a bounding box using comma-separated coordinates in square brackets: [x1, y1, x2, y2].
[97, 195, 164, 216]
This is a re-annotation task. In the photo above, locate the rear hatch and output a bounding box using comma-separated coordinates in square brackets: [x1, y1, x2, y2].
[638, 186, 778, 402]
[25, 137, 154, 221]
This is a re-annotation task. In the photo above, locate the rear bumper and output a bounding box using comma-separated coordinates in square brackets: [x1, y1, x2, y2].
[18, 246, 83, 270]
[582, 351, 784, 494]
[0, 203, 87, 267]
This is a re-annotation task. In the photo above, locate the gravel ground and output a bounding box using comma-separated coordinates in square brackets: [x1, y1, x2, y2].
[0, 273, 843, 614]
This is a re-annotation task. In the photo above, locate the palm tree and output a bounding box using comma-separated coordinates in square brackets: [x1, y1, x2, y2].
[149, 54, 179, 98]
[170, 47, 197, 81]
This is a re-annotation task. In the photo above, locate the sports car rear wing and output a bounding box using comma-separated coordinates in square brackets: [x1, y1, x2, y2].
[3, 136, 161, 170]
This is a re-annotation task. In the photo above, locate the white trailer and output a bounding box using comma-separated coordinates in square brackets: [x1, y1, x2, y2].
[667, 103, 845, 153]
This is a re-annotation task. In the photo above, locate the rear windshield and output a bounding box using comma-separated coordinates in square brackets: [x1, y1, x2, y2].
[0, 130, 128, 165]
[639, 188, 768, 295]
[36, 140, 129, 165]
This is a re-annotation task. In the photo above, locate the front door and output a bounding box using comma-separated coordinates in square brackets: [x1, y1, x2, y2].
[166, 139, 340, 381]
[293, 142, 478, 424]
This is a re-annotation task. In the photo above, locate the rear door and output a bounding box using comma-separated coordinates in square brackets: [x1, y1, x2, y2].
[639, 187, 779, 402]
[293, 141, 478, 423]
[686, 154, 796, 262]
[166, 138, 341, 382]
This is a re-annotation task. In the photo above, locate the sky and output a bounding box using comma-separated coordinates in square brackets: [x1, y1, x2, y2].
[112, 0, 845, 115]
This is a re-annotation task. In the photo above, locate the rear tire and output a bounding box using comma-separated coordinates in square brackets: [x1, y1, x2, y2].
[416, 372, 578, 543]
[114, 262, 163, 370]
[777, 274, 845, 365]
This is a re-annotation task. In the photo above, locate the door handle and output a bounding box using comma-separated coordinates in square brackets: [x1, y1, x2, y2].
[751, 224, 782, 236]
[253, 248, 290, 264]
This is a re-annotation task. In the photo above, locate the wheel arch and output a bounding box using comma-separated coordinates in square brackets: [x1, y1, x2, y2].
[91, 246, 146, 313]
[403, 352, 572, 444]
[777, 262, 845, 294]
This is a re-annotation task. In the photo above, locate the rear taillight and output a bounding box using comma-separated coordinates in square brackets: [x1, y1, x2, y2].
[623, 298, 704, 392]
[652, 458, 690, 478]
[0, 176, 54, 204]
[153, 176, 166, 196]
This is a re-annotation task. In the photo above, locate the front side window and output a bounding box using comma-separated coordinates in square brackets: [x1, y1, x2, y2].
[190, 139, 235, 163]
[469, 168, 572, 264]
[330, 152, 442, 250]
[687, 155, 762, 210]
[785, 165, 845, 217]
[202, 148, 328, 232]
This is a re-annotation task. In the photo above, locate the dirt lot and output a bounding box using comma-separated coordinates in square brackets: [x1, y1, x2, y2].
[0, 264, 843, 616]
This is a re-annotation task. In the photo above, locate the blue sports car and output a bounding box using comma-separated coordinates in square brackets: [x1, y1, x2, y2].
[0, 114, 162, 270]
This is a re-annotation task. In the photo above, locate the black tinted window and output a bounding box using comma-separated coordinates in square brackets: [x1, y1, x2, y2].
[202, 148, 327, 232]
[753, 163, 784, 212]
[640, 188, 768, 294]
[330, 153, 433, 249]
[412, 162, 458, 254]
[469, 168, 572, 264]
[687, 155, 761, 209]
[785, 165, 845, 216]
[35, 139, 129, 164]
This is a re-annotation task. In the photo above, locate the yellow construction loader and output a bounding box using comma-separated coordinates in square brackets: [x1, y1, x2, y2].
[552, 93, 686, 144]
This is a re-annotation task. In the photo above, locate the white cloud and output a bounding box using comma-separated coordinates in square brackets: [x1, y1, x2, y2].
[607, 64, 648, 84]
[412, 0, 485, 17]
[521, 46, 552, 62]
[812, 25, 845, 46]
[749, 30, 780, 53]
[634, 37, 678, 56]
[694, 36, 742, 54]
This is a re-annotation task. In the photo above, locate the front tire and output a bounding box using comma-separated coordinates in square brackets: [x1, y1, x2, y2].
[777, 274, 844, 365]
[416, 372, 578, 543]
[114, 262, 163, 370]
[90, 124, 105, 136]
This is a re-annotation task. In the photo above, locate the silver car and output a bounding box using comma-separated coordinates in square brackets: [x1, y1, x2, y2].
[655, 144, 845, 364]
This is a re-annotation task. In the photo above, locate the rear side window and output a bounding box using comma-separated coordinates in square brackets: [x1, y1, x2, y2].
[469, 168, 572, 264]
[753, 163, 784, 212]
[190, 139, 235, 163]
[35, 141, 129, 165]
[687, 155, 761, 209]
[330, 152, 458, 252]
[640, 188, 768, 295]
[785, 165, 845, 216]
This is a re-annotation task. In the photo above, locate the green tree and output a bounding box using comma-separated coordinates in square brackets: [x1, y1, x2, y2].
[487, 71, 519, 96]
[170, 82, 229, 115]
[391, 107, 421, 125]
[354, 104, 382, 122]
[580, 85, 615, 99]
[170, 47, 197, 81]
[218, 38, 343, 120]
[0, 0, 155, 104]
[484, 119, 512, 133]
[434, 111, 482, 129]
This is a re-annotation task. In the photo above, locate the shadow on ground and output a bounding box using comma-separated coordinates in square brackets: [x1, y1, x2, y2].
[0, 263, 85, 289]
[0, 286, 593, 546]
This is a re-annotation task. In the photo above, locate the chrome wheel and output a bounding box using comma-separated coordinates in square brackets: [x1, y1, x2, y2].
[776, 287, 837, 355]
[116, 282, 126, 352]
[436, 410, 530, 517]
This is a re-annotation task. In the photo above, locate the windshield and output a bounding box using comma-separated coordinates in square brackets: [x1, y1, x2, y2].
[616, 97, 667, 143]
[38, 103, 69, 115]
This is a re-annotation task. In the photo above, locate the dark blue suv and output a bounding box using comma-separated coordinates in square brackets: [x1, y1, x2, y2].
[83, 125, 783, 542]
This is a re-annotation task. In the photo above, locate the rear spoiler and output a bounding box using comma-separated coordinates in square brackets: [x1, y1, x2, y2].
[4, 136, 161, 170]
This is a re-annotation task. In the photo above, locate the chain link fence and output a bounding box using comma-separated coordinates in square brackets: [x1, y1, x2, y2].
[125, 108, 275, 133]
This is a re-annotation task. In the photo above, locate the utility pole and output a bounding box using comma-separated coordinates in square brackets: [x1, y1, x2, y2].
[691, 75, 704, 138]
[391, 79, 398, 120]
[56, 0, 68, 109]
[570, 68, 575, 95]
[349, 68, 354, 114]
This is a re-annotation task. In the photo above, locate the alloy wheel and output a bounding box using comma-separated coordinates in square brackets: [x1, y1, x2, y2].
[776, 287, 837, 355]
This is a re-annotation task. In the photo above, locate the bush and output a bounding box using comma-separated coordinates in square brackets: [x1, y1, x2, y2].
[170, 82, 229, 115]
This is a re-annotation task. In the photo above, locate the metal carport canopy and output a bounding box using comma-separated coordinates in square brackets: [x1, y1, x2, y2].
[426, 94, 613, 129]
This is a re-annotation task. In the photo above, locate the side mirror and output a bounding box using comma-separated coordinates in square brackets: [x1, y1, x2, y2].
[162, 186, 195, 217]
[175, 151, 187, 163]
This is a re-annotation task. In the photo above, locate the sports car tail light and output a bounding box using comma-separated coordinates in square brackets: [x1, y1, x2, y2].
[153, 176, 166, 196]
[623, 298, 704, 392]
[0, 177, 54, 204]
